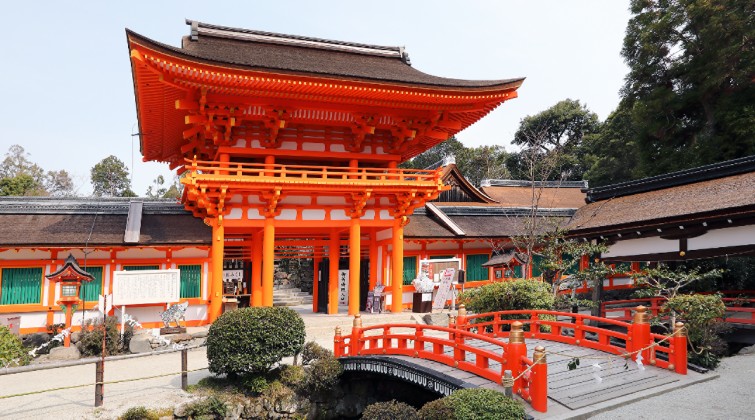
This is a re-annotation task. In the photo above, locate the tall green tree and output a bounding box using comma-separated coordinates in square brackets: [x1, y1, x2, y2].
[583, 105, 641, 187]
[90, 156, 136, 197]
[456, 145, 510, 186]
[510, 99, 600, 181]
[621, 0, 755, 176]
[0, 145, 75, 196]
[400, 136, 465, 170]
[146, 174, 182, 199]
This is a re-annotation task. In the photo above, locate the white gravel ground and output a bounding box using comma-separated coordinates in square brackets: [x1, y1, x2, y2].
[591, 350, 755, 419]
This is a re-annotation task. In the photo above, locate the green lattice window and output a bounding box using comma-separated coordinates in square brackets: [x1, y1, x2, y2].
[1, 267, 42, 305]
[465, 254, 489, 282]
[123, 265, 159, 271]
[81, 266, 103, 302]
[513, 265, 523, 278]
[531, 254, 545, 278]
[402, 257, 417, 285]
[180, 265, 202, 298]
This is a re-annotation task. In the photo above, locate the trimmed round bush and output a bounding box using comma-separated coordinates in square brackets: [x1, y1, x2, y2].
[119, 406, 158, 420]
[446, 388, 524, 420]
[0, 325, 30, 367]
[418, 397, 454, 419]
[460, 278, 554, 314]
[362, 400, 418, 420]
[301, 340, 333, 365]
[207, 307, 305, 377]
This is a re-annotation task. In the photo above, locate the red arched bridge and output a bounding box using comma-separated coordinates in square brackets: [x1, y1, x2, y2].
[334, 306, 689, 414]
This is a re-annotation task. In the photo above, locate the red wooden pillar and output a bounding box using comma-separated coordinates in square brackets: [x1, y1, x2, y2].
[530, 345, 548, 413]
[672, 322, 688, 374]
[328, 230, 340, 314]
[351, 314, 363, 355]
[630, 306, 651, 362]
[251, 230, 262, 307]
[455, 305, 467, 362]
[348, 218, 361, 316]
[507, 321, 527, 394]
[391, 219, 404, 313]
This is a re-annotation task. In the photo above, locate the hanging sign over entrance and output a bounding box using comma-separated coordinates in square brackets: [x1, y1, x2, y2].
[338, 269, 349, 305]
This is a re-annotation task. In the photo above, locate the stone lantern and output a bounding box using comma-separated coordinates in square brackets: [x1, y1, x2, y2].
[46, 254, 94, 347]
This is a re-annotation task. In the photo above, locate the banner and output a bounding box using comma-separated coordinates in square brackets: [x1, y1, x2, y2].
[432, 268, 455, 309]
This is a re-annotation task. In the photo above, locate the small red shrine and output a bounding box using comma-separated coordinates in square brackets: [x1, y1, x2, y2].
[46, 254, 94, 346]
[127, 20, 523, 320]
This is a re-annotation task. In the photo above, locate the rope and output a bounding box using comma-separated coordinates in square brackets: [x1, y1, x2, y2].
[543, 332, 675, 362]
[0, 367, 208, 400]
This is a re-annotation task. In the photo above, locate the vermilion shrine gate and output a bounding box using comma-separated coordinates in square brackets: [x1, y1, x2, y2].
[127, 20, 523, 321]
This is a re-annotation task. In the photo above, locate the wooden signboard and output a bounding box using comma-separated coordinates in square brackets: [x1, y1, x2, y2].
[432, 268, 455, 310]
[112, 269, 180, 305]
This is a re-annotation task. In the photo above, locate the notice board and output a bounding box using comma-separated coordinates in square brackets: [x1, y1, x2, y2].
[112, 269, 180, 305]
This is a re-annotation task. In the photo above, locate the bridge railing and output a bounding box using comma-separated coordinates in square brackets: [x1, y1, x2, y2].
[602, 296, 755, 325]
[333, 314, 548, 413]
[459, 306, 687, 374]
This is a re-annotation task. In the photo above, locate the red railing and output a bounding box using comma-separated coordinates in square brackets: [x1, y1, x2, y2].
[334, 315, 548, 412]
[601, 296, 755, 325]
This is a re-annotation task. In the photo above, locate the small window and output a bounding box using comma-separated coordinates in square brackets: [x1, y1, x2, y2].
[402, 257, 417, 285]
[1, 267, 43, 305]
[179, 265, 202, 298]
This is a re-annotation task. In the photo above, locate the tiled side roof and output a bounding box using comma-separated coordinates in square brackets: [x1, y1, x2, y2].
[480, 185, 587, 209]
[568, 171, 755, 233]
[0, 198, 210, 246]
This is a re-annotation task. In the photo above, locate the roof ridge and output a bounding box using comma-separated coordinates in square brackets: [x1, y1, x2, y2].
[480, 179, 588, 189]
[186, 20, 411, 64]
[586, 155, 755, 202]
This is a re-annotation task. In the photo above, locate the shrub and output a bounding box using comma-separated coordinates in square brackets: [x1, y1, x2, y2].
[278, 364, 306, 391]
[119, 406, 158, 420]
[78, 316, 132, 357]
[301, 341, 332, 365]
[362, 400, 418, 420]
[304, 352, 343, 395]
[665, 294, 731, 369]
[241, 374, 269, 394]
[207, 307, 305, 377]
[0, 325, 30, 367]
[460, 278, 555, 332]
[183, 395, 227, 418]
[418, 397, 454, 419]
[446, 388, 524, 420]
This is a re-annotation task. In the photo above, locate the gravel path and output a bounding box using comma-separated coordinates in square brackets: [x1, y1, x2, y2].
[591, 351, 755, 419]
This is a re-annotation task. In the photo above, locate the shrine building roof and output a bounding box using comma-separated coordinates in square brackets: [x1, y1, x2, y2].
[129, 20, 524, 90]
[0, 198, 210, 247]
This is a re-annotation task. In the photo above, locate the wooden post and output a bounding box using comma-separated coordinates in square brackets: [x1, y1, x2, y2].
[391, 219, 404, 313]
[630, 306, 650, 362]
[181, 349, 188, 390]
[508, 321, 526, 394]
[348, 218, 361, 316]
[672, 322, 688, 374]
[262, 217, 275, 307]
[334, 326, 343, 357]
[531, 345, 548, 413]
[209, 221, 224, 322]
[502, 370, 513, 398]
[63, 305, 73, 347]
[94, 360, 104, 407]
[351, 314, 363, 355]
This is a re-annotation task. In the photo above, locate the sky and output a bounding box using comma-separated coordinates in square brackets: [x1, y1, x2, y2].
[0, 1, 631, 196]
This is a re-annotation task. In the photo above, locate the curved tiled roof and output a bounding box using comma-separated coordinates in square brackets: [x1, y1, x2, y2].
[127, 21, 524, 90]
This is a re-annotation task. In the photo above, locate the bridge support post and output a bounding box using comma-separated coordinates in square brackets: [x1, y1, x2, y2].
[531, 345, 548, 413]
[334, 326, 343, 357]
[508, 321, 526, 394]
[455, 305, 467, 362]
[630, 306, 650, 362]
[672, 322, 687, 374]
[352, 314, 363, 355]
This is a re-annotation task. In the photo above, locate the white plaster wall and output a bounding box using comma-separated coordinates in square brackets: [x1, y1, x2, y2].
[688, 225, 755, 250]
[426, 242, 456, 251]
[0, 249, 51, 260]
[376, 228, 392, 242]
[67, 249, 111, 260]
[172, 247, 209, 259]
[302, 142, 325, 152]
[280, 141, 297, 150]
[603, 236, 678, 258]
[330, 210, 348, 220]
[117, 248, 166, 260]
[275, 209, 297, 220]
[280, 196, 312, 205]
[225, 208, 243, 220]
[248, 209, 264, 220]
[302, 210, 326, 220]
[361, 210, 375, 220]
[379, 210, 391, 220]
[18, 312, 48, 330]
[317, 196, 347, 206]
